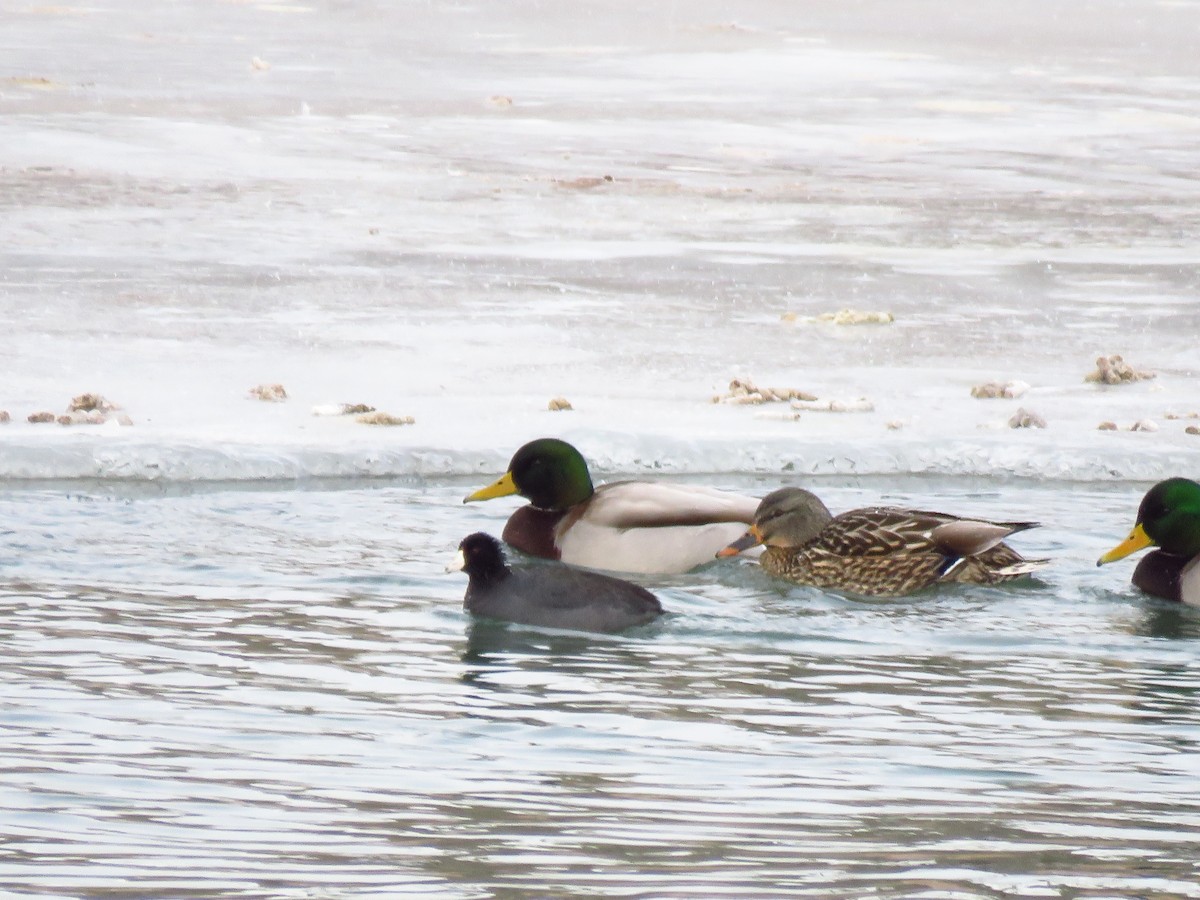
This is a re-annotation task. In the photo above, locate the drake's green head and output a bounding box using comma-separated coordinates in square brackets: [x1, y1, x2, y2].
[1098, 477, 1200, 565]
[464, 438, 595, 510]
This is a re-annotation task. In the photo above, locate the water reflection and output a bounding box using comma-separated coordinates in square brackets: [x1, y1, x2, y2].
[1131, 600, 1200, 642]
[460, 619, 636, 666]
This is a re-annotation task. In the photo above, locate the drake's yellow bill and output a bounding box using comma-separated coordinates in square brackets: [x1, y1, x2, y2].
[1097, 523, 1153, 566]
[464, 471, 518, 503]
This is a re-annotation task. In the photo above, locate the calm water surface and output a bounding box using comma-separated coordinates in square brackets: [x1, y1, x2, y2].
[3, 477, 1199, 898]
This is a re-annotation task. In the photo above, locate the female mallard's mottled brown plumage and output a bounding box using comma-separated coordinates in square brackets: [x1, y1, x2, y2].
[718, 487, 1048, 598]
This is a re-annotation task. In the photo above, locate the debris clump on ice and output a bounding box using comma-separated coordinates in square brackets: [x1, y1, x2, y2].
[791, 397, 874, 413]
[1084, 355, 1154, 385]
[25, 394, 133, 426]
[312, 403, 376, 417]
[69, 393, 118, 413]
[1009, 408, 1046, 429]
[970, 380, 1029, 399]
[712, 378, 817, 405]
[355, 412, 415, 426]
[249, 383, 288, 402]
[783, 309, 894, 325]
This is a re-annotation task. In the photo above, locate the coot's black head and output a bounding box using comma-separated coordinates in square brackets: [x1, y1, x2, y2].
[450, 532, 510, 581]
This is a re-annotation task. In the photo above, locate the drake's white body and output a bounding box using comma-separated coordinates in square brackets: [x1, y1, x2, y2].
[1181, 555, 1200, 606]
[555, 481, 758, 575]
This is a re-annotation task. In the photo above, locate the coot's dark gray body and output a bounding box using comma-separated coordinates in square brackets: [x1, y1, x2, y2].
[449, 532, 663, 633]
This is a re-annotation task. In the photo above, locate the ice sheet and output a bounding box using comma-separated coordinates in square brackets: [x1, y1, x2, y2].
[1, 0, 1198, 481]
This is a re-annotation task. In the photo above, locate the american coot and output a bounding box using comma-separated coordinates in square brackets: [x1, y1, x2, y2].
[446, 532, 664, 632]
[718, 487, 1048, 598]
[463, 438, 757, 575]
[1098, 477, 1200, 605]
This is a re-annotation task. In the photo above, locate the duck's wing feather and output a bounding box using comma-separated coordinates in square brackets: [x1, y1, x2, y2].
[814, 507, 952, 557]
[930, 518, 1039, 558]
[817, 507, 1038, 559]
[940, 543, 1049, 583]
[584, 481, 758, 529]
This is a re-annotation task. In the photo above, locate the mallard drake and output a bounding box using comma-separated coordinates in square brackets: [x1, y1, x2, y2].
[1097, 477, 1200, 605]
[717, 487, 1048, 597]
[463, 438, 758, 575]
[446, 532, 663, 632]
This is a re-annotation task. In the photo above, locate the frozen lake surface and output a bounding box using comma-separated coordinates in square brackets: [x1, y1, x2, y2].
[2, 0, 1199, 896]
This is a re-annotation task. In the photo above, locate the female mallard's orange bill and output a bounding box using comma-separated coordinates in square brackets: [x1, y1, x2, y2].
[717, 526, 764, 558]
[1097, 522, 1153, 566]
[464, 470, 518, 503]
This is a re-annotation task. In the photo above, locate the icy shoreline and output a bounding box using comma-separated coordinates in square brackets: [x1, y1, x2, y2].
[0, 427, 1193, 484]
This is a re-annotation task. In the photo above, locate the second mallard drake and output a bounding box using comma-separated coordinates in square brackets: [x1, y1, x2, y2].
[718, 487, 1048, 597]
[1097, 477, 1200, 605]
[463, 438, 758, 575]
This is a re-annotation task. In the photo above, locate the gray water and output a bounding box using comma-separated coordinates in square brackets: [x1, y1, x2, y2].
[4, 0, 1200, 896]
[3, 478, 1200, 898]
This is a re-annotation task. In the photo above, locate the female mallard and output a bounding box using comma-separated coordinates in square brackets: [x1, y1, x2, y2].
[718, 486, 1048, 597]
[1097, 477, 1200, 605]
[463, 438, 757, 575]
